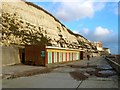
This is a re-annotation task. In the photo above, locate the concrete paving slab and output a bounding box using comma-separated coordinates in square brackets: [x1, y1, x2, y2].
[88, 75, 118, 81]
[78, 79, 118, 88]
[52, 66, 75, 73]
[2, 72, 81, 88]
[2, 64, 45, 74]
[35, 72, 75, 80]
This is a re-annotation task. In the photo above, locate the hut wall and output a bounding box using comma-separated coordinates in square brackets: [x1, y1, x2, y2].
[25, 45, 45, 66]
[46, 49, 80, 65]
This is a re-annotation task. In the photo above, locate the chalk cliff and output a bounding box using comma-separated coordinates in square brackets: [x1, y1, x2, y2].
[2, 1, 96, 50]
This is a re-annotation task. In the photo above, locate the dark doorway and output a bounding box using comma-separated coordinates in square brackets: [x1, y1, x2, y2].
[21, 52, 25, 63]
[19, 49, 25, 64]
[80, 51, 83, 60]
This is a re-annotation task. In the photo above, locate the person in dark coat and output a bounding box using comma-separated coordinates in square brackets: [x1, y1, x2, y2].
[87, 54, 90, 60]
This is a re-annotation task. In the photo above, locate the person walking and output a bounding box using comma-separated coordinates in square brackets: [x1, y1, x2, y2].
[87, 54, 90, 66]
[87, 54, 90, 60]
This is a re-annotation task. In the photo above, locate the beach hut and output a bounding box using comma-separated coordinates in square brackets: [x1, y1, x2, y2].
[25, 45, 84, 66]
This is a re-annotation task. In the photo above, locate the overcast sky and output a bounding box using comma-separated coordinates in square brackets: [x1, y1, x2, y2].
[31, 0, 119, 54]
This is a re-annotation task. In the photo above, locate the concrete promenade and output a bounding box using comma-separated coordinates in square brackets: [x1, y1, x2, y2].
[2, 56, 119, 88]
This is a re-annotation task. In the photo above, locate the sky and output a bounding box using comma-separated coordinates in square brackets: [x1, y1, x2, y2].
[28, 0, 119, 54]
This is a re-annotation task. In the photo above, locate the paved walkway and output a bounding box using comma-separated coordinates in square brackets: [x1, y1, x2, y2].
[2, 56, 119, 88]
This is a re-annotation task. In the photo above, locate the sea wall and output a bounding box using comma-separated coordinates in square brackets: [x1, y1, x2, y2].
[2, 46, 21, 66]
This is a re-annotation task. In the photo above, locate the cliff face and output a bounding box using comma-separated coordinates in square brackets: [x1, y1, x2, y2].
[2, 1, 96, 50]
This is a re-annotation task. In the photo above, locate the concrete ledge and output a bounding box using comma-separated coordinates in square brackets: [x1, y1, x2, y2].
[105, 57, 120, 74]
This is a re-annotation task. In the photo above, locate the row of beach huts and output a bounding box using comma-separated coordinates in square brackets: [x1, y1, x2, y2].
[2, 45, 99, 66]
